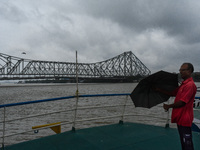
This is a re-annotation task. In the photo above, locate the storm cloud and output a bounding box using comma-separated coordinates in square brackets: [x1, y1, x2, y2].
[0, 0, 200, 73]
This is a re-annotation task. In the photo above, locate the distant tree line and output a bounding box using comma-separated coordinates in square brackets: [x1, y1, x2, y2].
[19, 72, 200, 84]
[192, 72, 200, 82]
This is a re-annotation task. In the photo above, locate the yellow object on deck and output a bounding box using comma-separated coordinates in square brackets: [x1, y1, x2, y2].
[32, 122, 61, 134]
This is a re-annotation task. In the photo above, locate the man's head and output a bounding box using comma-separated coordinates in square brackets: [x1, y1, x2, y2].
[179, 63, 194, 80]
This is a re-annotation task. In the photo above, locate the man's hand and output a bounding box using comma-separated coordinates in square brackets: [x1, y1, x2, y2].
[163, 101, 186, 112]
[163, 103, 170, 112]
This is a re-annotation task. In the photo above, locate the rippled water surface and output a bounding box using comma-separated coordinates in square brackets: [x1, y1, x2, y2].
[0, 82, 200, 145]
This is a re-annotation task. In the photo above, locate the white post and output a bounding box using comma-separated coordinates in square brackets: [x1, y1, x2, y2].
[165, 98, 171, 128]
[72, 51, 79, 131]
[119, 95, 128, 124]
[2, 107, 6, 149]
[75, 51, 79, 95]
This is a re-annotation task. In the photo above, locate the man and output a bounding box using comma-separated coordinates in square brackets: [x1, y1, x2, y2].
[163, 63, 197, 150]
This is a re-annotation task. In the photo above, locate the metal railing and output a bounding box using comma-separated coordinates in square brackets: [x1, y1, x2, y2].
[0, 94, 200, 148]
[0, 93, 131, 148]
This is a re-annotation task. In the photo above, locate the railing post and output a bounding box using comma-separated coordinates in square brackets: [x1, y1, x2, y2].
[72, 90, 79, 132]
[72, 51, 79, 132]
[2, 107, 6, 149]
[165, 98, 171, 128]
[119, 95, 128, 124]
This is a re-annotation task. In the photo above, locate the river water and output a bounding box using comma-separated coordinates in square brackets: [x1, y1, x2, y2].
[0, 82, 200, 145]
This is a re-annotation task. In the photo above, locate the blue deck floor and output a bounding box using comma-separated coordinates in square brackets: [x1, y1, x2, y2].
[2, 122, 200, 150]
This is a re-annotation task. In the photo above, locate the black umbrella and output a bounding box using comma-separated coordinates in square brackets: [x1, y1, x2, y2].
[130, 70, 178, 108]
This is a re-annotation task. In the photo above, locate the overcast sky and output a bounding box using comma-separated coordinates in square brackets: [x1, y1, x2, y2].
[0, 0, 200, 73]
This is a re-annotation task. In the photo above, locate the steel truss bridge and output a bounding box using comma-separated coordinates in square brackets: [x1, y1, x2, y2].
[0, 51, 151, 80]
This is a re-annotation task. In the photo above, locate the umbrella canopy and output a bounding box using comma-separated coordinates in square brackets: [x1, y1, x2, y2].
[130, 70, 178, 108]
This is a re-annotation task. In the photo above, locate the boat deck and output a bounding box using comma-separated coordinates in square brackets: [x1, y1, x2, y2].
[2, 122, 200, 150]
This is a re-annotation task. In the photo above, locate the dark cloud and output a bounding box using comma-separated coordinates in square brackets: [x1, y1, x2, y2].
[78, 0, 200, 42]
[0, 0, 200, 73]
[0, 1, 28, 23]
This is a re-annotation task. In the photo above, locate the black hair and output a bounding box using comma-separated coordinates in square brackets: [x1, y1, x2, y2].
[183, 62, 194, 73]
